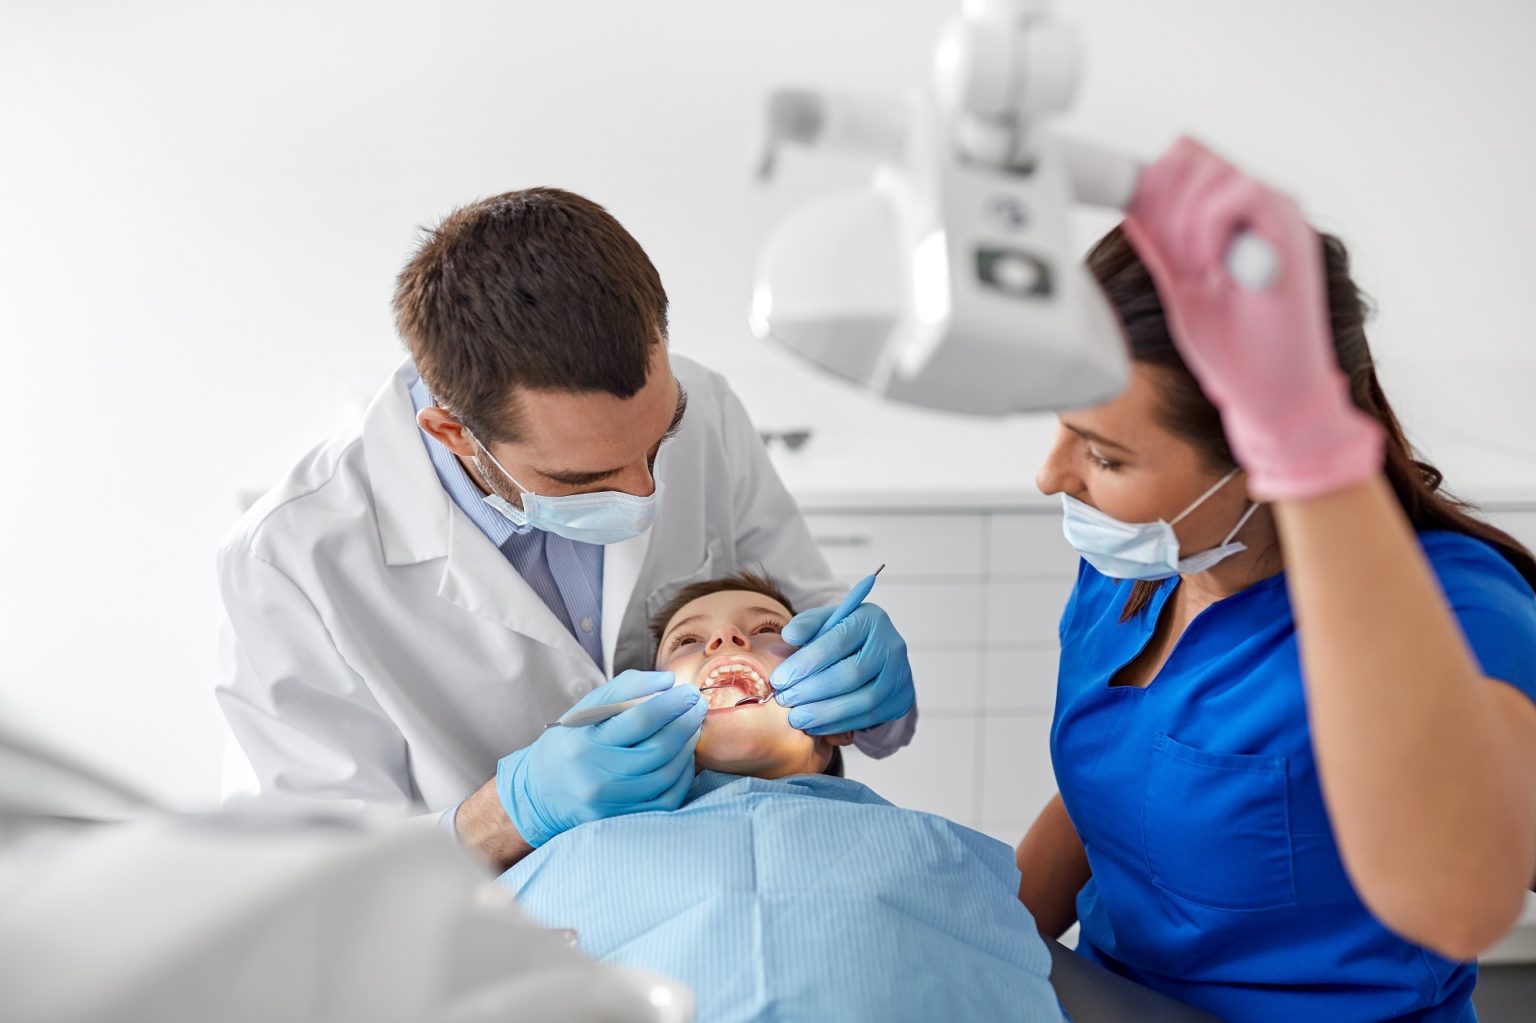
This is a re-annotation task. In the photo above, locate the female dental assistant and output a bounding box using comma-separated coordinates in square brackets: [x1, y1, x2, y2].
[1017, 139, 1536, 1023]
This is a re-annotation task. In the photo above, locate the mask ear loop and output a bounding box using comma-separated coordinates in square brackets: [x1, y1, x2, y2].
[428, 392, 535, 500]
[1221, 501, 1262, 546]
[1168, 468, 1243, 526]
[465, 430, 536, 502]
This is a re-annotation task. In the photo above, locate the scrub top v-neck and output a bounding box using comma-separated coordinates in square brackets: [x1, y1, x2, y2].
[1050, 530, 1536, 1023]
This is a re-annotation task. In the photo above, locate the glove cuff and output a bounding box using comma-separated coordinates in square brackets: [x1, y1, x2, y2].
[495, 747, 557, 849]
[1223, 395, 1386, 501]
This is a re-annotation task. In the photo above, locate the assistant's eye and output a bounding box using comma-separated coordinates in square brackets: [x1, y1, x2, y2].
[1086, 448, 1123, 472]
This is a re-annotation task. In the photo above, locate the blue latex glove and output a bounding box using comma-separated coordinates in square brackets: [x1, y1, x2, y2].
[768, 603, 916, 735]
[497, 670, 706, 848]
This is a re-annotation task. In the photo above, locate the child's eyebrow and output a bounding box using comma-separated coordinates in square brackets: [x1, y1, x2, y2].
[666, 614, 706, 635]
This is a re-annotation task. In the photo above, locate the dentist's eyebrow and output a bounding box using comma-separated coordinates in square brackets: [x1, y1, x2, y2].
[658, 383, 689, 444]
[534, 381, 689, 486]
[1062, 422, 1135, 453]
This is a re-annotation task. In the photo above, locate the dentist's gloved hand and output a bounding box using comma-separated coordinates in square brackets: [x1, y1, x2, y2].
[496, 670, 706, 848]
[1124, 136, 1385, 501]
[769, 603, 915, 735]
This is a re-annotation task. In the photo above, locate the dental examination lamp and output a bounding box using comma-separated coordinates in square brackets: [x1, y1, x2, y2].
[751, 0, 1275, 416]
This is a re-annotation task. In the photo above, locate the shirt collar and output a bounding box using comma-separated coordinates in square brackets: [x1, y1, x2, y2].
[407, 371, 520, 548]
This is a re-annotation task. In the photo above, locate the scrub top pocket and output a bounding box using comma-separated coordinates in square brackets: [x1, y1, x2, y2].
[1142, 732, 1298, 911]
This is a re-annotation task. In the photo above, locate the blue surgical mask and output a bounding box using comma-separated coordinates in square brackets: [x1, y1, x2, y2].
[1060, 469, 1260, 581]
[469, 435, 660, 546]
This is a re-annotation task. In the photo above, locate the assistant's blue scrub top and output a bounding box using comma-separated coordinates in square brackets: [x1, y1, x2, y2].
[1052, 530, 1536, 1023]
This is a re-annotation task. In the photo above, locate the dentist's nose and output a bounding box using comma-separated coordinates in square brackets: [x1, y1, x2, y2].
[705, 625, 749, 655]
[612, 462, 658, 498]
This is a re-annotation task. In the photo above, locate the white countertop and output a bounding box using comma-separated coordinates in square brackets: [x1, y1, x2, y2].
[732, 353, 1536, 511]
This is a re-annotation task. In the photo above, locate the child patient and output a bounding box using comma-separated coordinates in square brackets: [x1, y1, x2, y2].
[500, 572, 1063, 1023]
[652, 571, 854, 780]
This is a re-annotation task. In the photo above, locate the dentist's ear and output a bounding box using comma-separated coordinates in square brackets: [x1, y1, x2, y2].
[416, 406, 479, 459]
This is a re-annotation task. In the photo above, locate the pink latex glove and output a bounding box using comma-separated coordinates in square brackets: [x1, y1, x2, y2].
[1123, 137, 1384, 501]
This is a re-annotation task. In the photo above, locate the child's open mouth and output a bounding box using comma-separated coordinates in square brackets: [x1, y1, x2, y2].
[698, 658, 773, 712]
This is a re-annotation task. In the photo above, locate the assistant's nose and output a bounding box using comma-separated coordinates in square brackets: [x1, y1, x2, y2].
[1036, 424, 1083, 498]
[705, 624, 750, 656]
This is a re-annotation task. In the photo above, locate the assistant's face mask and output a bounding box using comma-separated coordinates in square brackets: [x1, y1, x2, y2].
[1060, 468, 1260, 581]
[469, 434, 660, 546]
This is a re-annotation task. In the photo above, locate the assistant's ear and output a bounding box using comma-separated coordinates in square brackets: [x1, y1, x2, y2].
[417, 407, 478, 459]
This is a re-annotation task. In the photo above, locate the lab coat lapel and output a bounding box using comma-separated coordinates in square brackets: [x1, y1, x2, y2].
[436, 510, 595, 666]
[601, 526, 652, 676]
[363, 361, 594, 665]
[364, 361, 453, 567]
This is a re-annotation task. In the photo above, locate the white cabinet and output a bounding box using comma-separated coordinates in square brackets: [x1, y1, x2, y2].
[979, 711, 1057, 837]
[802, 513, 988, 579]
[809, 506, 1068, 832]
[985, 580, 1073, 646]
[907, 648, 984, 713]
[989, 513, 1079, 579]
[843, 715, 982, 822]
[982, 647, 1059, 711]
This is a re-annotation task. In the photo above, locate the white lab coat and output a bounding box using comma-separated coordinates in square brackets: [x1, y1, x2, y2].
[216, 355, 914, 815]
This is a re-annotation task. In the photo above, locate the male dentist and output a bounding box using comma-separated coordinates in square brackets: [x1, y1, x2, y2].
[216, 188, 916, 868]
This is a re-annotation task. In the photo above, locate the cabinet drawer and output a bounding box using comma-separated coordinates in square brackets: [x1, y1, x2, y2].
[979, 711, 1057, 828]
[844, 715, 980, 824]
[982, 647, 1060, 711]
[875, 581, 984, 647]
[984, 580, 1074, 646]
[909, 648, 983, 713]
[804, 512, 986, 579]
[988, 512, 1079, 579]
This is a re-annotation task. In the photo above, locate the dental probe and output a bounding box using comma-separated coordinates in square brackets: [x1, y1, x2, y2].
[546, 694, 673, 729]
[804, 563, 885, 644]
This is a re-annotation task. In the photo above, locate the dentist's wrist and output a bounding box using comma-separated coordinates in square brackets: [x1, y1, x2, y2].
[455, 774, 535, 871]
[495, 746, 560, 849]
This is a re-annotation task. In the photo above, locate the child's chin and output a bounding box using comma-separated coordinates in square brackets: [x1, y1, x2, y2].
[697, 731, 802, 774]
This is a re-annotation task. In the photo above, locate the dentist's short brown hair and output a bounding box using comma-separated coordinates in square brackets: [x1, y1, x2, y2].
[393, 187, 668, 444]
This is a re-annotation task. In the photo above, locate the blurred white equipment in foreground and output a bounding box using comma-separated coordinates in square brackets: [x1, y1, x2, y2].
[0, 718, 692, 1023]
[752, 0, 1274, 416]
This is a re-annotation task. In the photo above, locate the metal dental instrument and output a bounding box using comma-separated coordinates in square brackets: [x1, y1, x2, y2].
[547, 695, 672, 730]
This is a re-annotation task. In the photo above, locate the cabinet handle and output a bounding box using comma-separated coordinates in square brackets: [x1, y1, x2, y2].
[813, 534, 872, 548]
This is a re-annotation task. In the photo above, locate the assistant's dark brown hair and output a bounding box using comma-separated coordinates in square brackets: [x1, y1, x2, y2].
[648, 570, 798, 650]
[393, 187, 668, 443]
[1086, 224, 1536, 620]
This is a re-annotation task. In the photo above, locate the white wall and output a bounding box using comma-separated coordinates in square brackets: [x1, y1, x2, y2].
[2, 0, 1532, 807]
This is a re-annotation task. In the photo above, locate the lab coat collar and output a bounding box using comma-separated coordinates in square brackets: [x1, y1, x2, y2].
[436, 507, 597, 666]
[363, 360, 453, 567]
